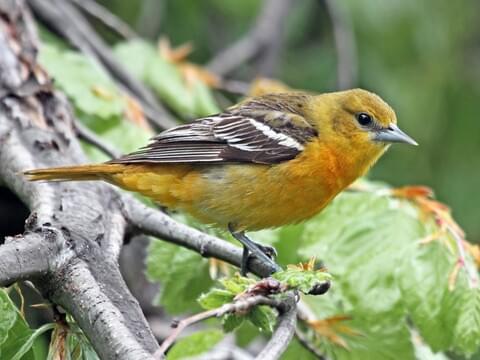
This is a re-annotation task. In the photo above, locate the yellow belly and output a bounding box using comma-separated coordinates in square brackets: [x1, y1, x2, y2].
[187, 164, 337, 230]
[107, 141, 376, 231]
[110, 161, 340, 231]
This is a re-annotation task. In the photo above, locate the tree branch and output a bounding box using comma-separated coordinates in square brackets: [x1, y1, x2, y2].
[154, 294, 290, 359]
[27, 0, 177, 130]
[70, 0, 137, 40]
[324, 0, 358, 89]
[295, 328, 327, 360]
[50, 258, 155, 360]
[135, 0, 164, 39]
[256, 293, 297, 360]
[122, 195, 279, 278]
[0, 233, 53, 287]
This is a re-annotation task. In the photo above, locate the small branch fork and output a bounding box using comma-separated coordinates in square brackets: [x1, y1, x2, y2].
[154, 292, 297, 360]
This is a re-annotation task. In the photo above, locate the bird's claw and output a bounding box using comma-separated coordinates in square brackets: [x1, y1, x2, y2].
[240, 242, 280, 276]
[255, 243, 278, 260]
[228, 224, 281, 276]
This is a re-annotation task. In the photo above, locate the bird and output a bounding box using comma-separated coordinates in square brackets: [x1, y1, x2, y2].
[24, 89, 417, 275]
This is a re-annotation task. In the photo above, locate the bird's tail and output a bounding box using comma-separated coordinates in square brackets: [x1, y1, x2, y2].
[23, 164, 125, 182]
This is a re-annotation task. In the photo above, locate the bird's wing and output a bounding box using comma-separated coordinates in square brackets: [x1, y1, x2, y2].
[111, 95, 318, 165]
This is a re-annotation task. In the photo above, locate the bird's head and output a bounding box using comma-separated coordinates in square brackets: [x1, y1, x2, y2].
[315, 88, 417, 155]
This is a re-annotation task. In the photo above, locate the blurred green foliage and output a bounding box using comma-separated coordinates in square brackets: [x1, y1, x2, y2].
[0, 289, 37, 359]
[101, 0, 480, 242]
[4, 1, 478, 359]
[166, 329, 224, 360]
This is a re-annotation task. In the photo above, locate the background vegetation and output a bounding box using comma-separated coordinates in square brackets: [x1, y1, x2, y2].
[1, 0, 480, 359]
[102, 0, 480, 241]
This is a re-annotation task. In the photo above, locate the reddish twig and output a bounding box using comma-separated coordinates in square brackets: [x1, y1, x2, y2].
[154, 295, 288, 359]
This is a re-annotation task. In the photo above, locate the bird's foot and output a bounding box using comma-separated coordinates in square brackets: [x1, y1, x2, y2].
[240, 243, 280, 276]
[228, 224, 281, 276]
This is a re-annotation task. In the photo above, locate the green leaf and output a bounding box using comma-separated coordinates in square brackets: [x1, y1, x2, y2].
[413, 336, 451, 360]
[296, 192, 422, 358]
[98, 119, 151, 154]
[0, 289, 36, 360]
[398, 242, 457, 351]
[112, 40, 154, 80]
[191, 79, 220, 116]
[248, 306, 276, 333]
[39, 44, 125, 120]
[219, 275, 255, 295]
[235, 320, 260, 347]
[38, 42, 155, 163]
[399, 238, 480, 355]
[272, 268, 332, 294]
[300, 193, 421, 314]
[294, 189, 479, 358]
[198, 289, 234, 310]
[146, 239, 213, 314]
[222, 314, 244, 332]
[144, 59, 195, 118]
[452, 288, 480, 355]
[114, 40, 196, 117]
[11, 323, 55, 360]
[0, 291, 17, 346]
[323, 316, 415, 360]
[167, 329, 224, 360]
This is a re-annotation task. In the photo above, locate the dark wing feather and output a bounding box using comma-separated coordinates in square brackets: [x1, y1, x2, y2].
[111, 93, 318, 165]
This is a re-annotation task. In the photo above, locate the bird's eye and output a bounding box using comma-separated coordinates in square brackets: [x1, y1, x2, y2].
[356, 113, 373, 126]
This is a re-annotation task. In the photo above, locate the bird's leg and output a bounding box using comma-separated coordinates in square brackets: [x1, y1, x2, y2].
[228, 224, 282, 275]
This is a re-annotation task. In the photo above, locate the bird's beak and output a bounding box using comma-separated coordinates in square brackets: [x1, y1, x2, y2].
[374, 124, 418, 146]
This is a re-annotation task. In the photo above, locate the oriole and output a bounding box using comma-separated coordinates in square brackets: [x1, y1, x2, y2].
[25, 89, 417, 274]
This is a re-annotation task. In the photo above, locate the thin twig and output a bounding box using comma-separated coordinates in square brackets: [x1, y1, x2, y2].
[255, 292, 297, 360]
[447, 223, 479, 289]
[73, 118, 121, 159]
[154, 308, 219, 359]
[217, 79, 250, 95]
[295, 300, 328, 359]
[70, 0, 137, 39]
[295, 329, 327, 360]
[207, 0, 292, 77]
[135, 0, 164, 39]
[154, 295, 286, 359]
[324, 0, 358, 89]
